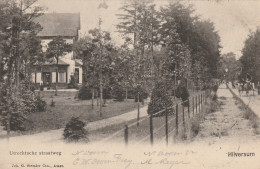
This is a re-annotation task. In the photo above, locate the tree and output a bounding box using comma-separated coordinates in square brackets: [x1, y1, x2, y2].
[159, 2, 220, 87]
[218, 52, 241, 82]
[88, 28, 115, 115]
[74, 28, 115, 116]
[46, 36, 72, 95]
[73, 36, 98, 107]
[117, 0, 160, 101]
[0, 0, 43, 136]
[239, 28, 260, 83]
[0, 0, 43, 89]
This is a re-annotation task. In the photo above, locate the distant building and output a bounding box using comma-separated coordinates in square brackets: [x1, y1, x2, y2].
[31, 13, 82, 89]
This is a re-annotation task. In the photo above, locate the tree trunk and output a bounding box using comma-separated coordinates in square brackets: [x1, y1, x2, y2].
[82, 57, 87, 86]
[99, 77, 103, 117]
[137, 92, 140, 126]
[91, 89, 94, 109]
[96, 90, 99, 106]
[125, 87, 128, 100]
[55, 58, 59, 96]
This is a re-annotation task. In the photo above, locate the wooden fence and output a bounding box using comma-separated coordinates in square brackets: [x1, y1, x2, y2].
[124, 91, 207, 146]
[98, 91, 207, 146]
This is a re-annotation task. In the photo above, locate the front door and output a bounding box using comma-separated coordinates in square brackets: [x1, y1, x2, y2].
[42, 72, 52, 87]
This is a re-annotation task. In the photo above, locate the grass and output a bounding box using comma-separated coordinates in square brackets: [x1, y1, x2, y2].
[228, 86, 260, 135]
[89, 111, 179, 144]
[237, 102, 260, 134]
[23, 96, 145, 134]
[189, 91, 222, 139]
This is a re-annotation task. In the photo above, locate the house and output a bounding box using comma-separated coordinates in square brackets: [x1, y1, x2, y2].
[31, 13, 82, 89]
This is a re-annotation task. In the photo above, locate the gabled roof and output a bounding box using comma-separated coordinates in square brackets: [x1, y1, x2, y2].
[35, 13, 80, 37]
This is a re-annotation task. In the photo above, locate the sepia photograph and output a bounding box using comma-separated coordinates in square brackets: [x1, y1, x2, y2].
[0, 0, 260, 168]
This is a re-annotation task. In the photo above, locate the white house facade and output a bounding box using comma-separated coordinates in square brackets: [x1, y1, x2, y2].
[31, 13, 83, 89]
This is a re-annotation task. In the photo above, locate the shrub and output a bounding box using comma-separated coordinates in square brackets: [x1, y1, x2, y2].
[212, 84, 218, 92]
[63, 117, 88, 142]
[68, 75, 78, 89]
[35, 95, 46, 111]
[0, 83, 45, 132]
[175, 80, 189, 106]
[112, 85, 124, 101]
[20, 88, 46, 112]
[148, 81, 172, 116]
[1, 95, 29, 131]
[78, 86, 92, 100]
[103, 87, 112, 100]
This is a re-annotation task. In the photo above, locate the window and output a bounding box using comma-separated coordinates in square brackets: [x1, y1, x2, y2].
[31, 73, 35, 83]
[58, 72, 66, 83]
[36, 73, 41, 83]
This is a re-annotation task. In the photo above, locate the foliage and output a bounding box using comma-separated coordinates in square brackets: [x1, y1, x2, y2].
[46, 36, 72, 62]
[134, 86, 149, 103]
[112, 85, 125, 101]
[0, 85, 27, 131]
[74, 29, 115, 111]
[148, 81, 172, 115]
[0, 0, 45, 133]
[68, 75, 78, 89]
[103, 87, 112, 100]
[159, 2, 220, 84]
[0, 0, 43, 86]
[78, 86, 92, 100]
[175, 80, 189, 106]
[117, 0, 161, 93]
[63, 117, 88, 142]
[212, 84, 219, 93]
[218, 52, 241, 82]
[239, 28, 260, 83]
[35, 95, 46, 111]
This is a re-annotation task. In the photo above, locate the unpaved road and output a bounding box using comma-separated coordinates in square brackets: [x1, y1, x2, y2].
[194, 84, 260, 145]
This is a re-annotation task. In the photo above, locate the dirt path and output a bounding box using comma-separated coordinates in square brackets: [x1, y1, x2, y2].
[194, 84, 260, 144]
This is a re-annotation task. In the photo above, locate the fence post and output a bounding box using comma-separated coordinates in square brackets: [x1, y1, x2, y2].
[201, 93, 203, 109]
[204, 91, 206, 103]
[192, 96, 194, 116]
[176, 103, 178, 136]
[203, 92, 205, 103]
[200, 94, 202, 111]
[150, 114, 153, 145]
[124, 125, 128, 146]
[196, 95, 198, 114]
[187, 99, 190, 119]
[198, 94, 201, 113]
[182, 104, 186, 134]
[137, 93, 140, 127]
[165, 107, 168, 146]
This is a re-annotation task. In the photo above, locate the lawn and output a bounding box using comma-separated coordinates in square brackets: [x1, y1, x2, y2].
[89, 107, 189, 145]
[26, 92, 146, 134]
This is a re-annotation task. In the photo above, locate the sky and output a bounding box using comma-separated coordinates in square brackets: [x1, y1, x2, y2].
[37, 0, 260, 59]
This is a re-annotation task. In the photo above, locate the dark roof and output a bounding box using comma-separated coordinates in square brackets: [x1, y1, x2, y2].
[34, 58, 69, 66]
[35, 13, 80, 37]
